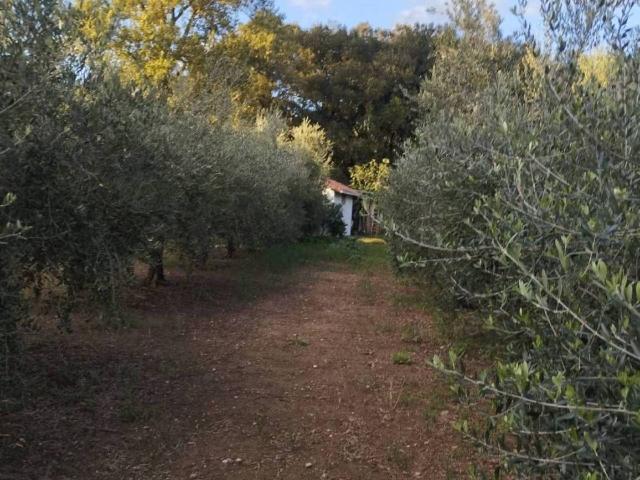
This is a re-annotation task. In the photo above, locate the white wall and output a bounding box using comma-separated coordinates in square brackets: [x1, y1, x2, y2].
[342, 196, 354, 236]
[324, 189, 354, 236]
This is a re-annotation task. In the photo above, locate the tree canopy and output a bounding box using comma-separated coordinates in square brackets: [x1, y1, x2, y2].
[0, 0, 336, 351]
[220, 15, 439, 175]
[72, 2, 439, 177]
[291, 23, 437, 175]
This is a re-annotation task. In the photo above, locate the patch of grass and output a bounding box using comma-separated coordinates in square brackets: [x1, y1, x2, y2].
[357, 276, 376, 302]
[161, 245, 183, 270]
[275, 430, 305, 453]
[102, 310, 142, 329]
[392, 278, 496, 357]
[422, 385, 453, 423]
[287, 337, 310, 347]
[233, 268, 263, 301]
[399, 386, 453, 413]
[117, 399, 153, 423]
[392, 282, 436, 312]
[400, 322, 425, 344]
[254, 237, 389, 273]
[397, 390, 420, 408]
[374, 319, 395, 334]
[117, 386, 154, 424]
[392, 350, 413, 365]
[253, 412, 270, 436]
[355, 238, 389, 270]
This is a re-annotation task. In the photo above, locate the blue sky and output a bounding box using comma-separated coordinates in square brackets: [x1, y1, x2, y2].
[273, 0, 541, 35]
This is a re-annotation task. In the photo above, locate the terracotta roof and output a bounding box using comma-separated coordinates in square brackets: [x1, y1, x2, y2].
[325, 179, 362, 198]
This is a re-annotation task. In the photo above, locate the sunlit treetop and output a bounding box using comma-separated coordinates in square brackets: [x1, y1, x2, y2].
[75, 0, 271, 86]
[578, 49, 619, 86]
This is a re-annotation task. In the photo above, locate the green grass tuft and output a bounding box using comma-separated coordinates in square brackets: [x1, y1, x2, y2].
[288, 337, 310, 347]
[400, 322, 425, 344]
[392, 350, 413, 365]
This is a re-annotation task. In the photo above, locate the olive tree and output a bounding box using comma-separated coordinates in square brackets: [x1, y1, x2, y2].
[379, 0, 640, 477]
[0, 0, 330, 367]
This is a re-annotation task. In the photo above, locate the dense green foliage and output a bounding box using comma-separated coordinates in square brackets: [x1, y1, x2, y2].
[0, 0, 331, 361]
[287, 23, 437, 174]
[74, 1, 441, 177]
[380, 0, 640, 477]
[222, 13, 438, 175]
[72, 2, 440, 177]
[350, 158, 391, 192]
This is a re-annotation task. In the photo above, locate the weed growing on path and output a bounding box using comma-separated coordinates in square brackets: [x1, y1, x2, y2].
[400, 322, 425, 344]
[392, 351, 413, 365]
[287, 337, 310, 347]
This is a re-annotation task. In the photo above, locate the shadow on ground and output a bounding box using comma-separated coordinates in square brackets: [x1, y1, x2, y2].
[1, 239, 479, 480]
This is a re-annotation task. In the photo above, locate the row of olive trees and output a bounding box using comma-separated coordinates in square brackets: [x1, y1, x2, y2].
[0, 1, 332, 361]
[380, 0, 640, 478]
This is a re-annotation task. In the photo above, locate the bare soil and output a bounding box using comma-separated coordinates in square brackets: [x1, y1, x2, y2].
[1, 248, 479, 479]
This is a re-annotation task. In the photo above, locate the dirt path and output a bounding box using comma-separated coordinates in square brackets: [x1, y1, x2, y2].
[2, 252, 475, 479]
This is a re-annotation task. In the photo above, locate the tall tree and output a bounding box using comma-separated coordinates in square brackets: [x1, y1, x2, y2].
[289, 23, 438, 176]
[220, 17, 438, 177]
[76, 0, 272, 86]
[219, 10, 309, 119]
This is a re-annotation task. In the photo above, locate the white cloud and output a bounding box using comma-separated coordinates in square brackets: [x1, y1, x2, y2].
[397, 1, 448, 26]
[288, 0, 332, 9]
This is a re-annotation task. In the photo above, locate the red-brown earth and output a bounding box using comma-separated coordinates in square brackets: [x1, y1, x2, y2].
[1, 241, 483, 479]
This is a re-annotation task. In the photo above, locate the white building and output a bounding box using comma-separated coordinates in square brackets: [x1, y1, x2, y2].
[324, 179, 362, 236]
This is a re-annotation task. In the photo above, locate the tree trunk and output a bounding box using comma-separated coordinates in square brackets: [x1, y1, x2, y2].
[145, 240, 166, 286]
[226, 237, 236, 259]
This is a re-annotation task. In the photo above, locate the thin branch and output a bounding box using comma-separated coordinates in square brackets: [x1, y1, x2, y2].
[434, 363, 637, 416]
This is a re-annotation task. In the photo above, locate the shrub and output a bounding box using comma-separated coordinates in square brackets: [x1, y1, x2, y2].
[379, 0, 640, 477]
[322, 202, 347, 237]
